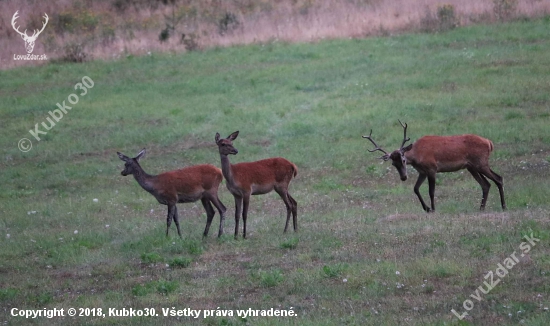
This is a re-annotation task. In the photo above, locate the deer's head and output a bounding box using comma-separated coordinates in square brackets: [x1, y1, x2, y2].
[12, 11, 49, 54]
[215, 131, 239, 156]
[363, 120, 412, 181]
[117, 149, 146, 176]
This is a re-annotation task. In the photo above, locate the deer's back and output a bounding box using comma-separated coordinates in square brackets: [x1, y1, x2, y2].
[156, 164, 223, 194]
[411, 134, 493, 172]
[231, 157, 296, 185]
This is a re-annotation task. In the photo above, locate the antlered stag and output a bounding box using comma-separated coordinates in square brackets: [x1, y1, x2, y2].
[215, 131, 298, 239]
[363, 121, 506, 212]
[117, 149, 226, 238]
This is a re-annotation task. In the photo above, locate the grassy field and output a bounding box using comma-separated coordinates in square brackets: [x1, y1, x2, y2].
[1, 18, 550, 325]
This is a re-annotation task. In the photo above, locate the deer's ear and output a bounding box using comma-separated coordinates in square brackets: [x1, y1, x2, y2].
[117, 152, 130, 162]
[215, 132, 221, 143]
[135, 148, 146, 161]
[228, 131, 239, 141]
[402, 144, 413, 152]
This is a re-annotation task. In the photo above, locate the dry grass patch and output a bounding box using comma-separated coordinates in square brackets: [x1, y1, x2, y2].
[2, 0, 550, 68]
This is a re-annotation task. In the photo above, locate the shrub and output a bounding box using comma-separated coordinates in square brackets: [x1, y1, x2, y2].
[54, 9, 99, 35]
[437, 4, 458, 31]
[218, 12, 240, 36]
[101, 25, 116, 45]
[420, 4, 458, 33]
[112, 0, 131, 13]
[159, 25, 172, 42]
[61, 43, 88, 63]
[420, 6, 438, 32]
[112, 0, 162, 12]
[493, 0, 518, 21]
[182, 33, 200, 51]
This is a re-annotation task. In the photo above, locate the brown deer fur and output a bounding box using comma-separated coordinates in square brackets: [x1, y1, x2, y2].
[117, 149, 226, 238]
[215, 131, 298, 239]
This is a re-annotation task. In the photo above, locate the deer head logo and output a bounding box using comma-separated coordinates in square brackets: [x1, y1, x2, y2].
[11, 11, 49, 54]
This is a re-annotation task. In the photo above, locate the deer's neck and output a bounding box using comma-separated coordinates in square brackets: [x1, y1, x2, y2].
[132, 166, 157, 194]
[220, 154, 236, 186]
[404, 149, 415, 166]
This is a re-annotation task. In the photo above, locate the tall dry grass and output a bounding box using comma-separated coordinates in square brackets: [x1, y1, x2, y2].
[1, 0, 549, 69]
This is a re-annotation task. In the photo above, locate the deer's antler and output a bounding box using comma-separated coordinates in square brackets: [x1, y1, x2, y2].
[398, 119, 410, 150]
[362, 130, 390, 160]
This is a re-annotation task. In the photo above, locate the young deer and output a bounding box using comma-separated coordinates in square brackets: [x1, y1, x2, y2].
[215, 131, 298, 239]
[117, 149, 227, 238]
[363, 121, 506, 212]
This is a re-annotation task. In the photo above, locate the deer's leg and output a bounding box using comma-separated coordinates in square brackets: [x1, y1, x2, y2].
[288, 194, 298, 232]
[275, 188, 293, 233]
[481, 168, 506, 210]
[173, 205, 182, 238]
[413, 174, 430, 212]
[427, 175, 436, 212]
[201, 198, 215, 237]
[490, 169, 506, 210]
[234, 196, 243, 239]
[166, 205, 175, 237]
[468, 167, 491, 210]
[209, 195, 226, 237]
[242, 195, 250, 239]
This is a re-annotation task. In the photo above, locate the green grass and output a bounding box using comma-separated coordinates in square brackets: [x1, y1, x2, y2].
[1, 18, 550, 325]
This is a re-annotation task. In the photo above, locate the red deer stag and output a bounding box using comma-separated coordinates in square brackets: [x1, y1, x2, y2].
[117, 149, 226, 238]
[363, 121, 506, 212]
[215, 131, 298, 239]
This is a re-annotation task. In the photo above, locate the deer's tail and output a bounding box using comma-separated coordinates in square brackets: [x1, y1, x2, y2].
[291, 163, 298, 178]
